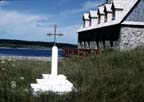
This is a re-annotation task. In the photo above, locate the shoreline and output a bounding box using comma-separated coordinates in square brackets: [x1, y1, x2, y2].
[0, 56, 63, 61]
[0, 47, 62, 51]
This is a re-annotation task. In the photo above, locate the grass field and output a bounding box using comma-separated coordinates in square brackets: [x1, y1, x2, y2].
[0, 48, 144, 102]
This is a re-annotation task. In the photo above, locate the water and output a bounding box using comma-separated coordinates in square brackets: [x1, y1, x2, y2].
[0, 48, 62, 57]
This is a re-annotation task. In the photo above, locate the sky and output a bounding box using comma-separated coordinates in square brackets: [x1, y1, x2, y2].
[0, 0, 105, 44]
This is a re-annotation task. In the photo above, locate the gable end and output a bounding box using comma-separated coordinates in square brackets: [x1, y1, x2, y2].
[124, 0, 144, 22]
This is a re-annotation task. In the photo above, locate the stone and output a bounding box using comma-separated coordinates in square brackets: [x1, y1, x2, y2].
[120, 27, 144, 51]
[85, 42, 90, 49]
[99, 41, 104, 51]
[105, 41, 111, 49]
[81, 42, 85, 49]
[90, 41, 97, 49]
[113, 41, 120, 50]
[78, 42, 81, 49]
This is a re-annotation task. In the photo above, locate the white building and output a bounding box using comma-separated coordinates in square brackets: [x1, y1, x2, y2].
[78, 0, 144, 51]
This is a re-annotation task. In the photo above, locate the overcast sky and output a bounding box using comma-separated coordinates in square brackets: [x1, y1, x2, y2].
[0, 0, 104, 44]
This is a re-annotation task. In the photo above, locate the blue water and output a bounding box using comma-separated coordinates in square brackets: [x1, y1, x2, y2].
[0, 48, 62, 57]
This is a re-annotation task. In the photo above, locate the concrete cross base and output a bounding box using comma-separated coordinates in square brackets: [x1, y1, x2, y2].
[31, 45, 75, 94]
[31, 74, 74, 94]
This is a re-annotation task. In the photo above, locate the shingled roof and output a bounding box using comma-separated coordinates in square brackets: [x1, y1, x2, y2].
[112, 0, 125, 10]
[78, 0, 138, 32]
[83, 13, 90, 20]
[98, 6, 105, 15]
[89, 11, 98, 18]
[104, 4, 112, 12]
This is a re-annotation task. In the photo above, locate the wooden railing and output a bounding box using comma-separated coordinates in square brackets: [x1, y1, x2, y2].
[62, 48, 99, 57]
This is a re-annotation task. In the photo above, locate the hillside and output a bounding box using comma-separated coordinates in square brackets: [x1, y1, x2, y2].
[0, 39, 77, 48]
[0, 48, 144, 102]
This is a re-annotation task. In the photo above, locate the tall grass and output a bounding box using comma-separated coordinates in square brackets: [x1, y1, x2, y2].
[0, 48, 144, 102]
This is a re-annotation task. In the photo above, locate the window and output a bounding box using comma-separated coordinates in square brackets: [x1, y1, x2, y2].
[89, 18, 92, 26]
[112, 10, 115, 20]
[111, 4, 115, 20]
[104, 6, 107, 22]
[104, 12, 107, 22]
[97, 9, 102, 24]
[98, 15, 101, 24]
[83, 17, 85, 28]
[83, 20, 85, 28]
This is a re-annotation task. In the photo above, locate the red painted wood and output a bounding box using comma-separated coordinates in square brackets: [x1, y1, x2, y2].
[62, 48, 99, 57]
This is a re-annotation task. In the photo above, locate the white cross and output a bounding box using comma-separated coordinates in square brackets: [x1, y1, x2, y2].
[47, 24, 63, 46]
[47, 25, 63, 76]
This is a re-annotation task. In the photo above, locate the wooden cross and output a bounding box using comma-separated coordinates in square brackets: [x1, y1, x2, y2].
[47, 24, 63, 46]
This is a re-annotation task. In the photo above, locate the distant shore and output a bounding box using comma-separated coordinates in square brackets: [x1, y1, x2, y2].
[0, 39, 77, 49]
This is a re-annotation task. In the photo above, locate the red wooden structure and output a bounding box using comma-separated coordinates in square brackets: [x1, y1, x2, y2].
[62, 48, 99, 57]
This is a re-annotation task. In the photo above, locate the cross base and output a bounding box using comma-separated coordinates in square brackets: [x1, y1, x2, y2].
[31, 44, 75, 94]
[31, 74, 74, 94]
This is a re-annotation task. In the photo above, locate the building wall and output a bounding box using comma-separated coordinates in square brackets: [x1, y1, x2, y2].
[78, 25, 144, 51]
[124, 0, 144, 22]
[78, 25, 121, 50]
[120, 26, 144, 51]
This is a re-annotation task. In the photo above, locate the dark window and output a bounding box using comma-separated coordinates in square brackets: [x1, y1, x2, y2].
[89, 19, 92, 26]
[83, 20, 85, 28]
[83, 16, 85, 28]
[98, 15, 101, 24]
[111, 3, 115, 20]
[104, 13, 108, 22]
[104, 6, 107, 22]
[112, 10, 115, 20]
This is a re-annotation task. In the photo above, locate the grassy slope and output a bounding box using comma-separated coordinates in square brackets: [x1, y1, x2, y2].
[0, 48, 144, 102]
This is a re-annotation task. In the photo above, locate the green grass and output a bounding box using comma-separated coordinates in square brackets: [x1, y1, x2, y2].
[0, 48, 144, 102]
